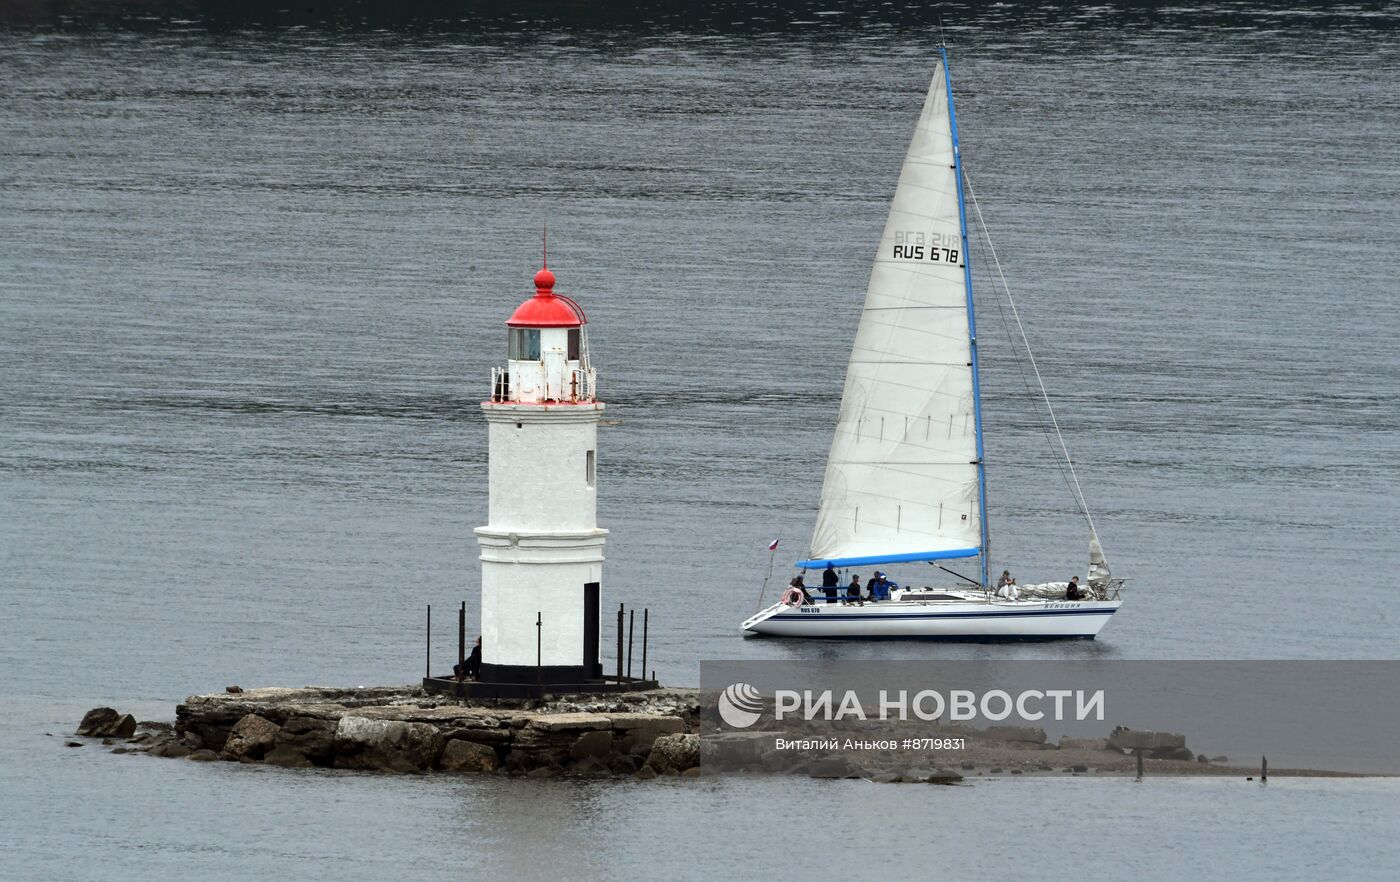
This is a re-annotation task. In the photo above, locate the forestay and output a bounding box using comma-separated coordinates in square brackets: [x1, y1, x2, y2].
[801, 54, 984, 570]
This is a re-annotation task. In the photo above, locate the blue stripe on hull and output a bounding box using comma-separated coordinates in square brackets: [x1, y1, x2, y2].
[746, 633, 1098, 642]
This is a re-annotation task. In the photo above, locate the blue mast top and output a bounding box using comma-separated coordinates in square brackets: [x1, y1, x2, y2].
[940, 46, 991, 589]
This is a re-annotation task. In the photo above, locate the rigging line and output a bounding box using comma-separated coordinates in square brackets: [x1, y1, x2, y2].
[962, 168, 1100, 539]
[974, 201, 1082, 515]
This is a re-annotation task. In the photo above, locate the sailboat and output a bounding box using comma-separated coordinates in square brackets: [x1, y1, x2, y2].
[742, 48, 1125, 640]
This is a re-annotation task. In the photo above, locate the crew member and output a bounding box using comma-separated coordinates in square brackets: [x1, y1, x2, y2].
[1065, 575, 1084, 601]
[821, 562, 840, 604]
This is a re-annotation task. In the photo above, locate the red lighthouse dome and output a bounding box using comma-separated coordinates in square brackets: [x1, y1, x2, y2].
[507, 266, 586, 328]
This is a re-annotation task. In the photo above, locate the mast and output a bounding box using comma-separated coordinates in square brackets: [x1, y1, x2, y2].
[941, 45, 991, 589]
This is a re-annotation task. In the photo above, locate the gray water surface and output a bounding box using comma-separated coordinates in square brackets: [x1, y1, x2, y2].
[3, 4, 1398, 879]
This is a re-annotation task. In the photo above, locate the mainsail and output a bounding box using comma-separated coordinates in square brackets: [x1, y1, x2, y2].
[800, 50, 987, 573]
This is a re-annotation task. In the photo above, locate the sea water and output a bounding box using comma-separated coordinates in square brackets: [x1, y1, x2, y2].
[2, 3, 1398, 879]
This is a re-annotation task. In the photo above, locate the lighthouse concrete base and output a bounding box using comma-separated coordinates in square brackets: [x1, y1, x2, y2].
[423, 676, 660, 700]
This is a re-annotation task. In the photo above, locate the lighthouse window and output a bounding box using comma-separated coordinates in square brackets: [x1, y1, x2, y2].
[567, 328, 581, 361]
[585, 450, 596, 488]
[509, 328, 541, 360]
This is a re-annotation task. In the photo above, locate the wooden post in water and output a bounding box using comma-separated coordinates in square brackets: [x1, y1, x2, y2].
[641, 608, 649, 685]
[1261, 756, 1268, 783]
[616, 603, 624, 679]
[627, 609, 635, 679]
[536, 611, 543, 685]
[425, 604, 431, 679]
[1135, 748, 1144, 780]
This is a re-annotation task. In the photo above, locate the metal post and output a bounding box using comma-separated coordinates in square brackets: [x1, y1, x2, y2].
[458, 601, 466, 668]
[616, 603, 624, 679]
[627, 609, 635, 679]
[1261, 756, 1268, 783]
[425, 604, 431, 679]
[641, 608, 649, 685]
[536, 611, 542, 685]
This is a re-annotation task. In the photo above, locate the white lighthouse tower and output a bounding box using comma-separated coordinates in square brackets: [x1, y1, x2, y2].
[475, 263, 607, 689]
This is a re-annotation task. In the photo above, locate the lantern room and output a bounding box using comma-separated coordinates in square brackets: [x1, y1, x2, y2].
[491, 267, 596, 404]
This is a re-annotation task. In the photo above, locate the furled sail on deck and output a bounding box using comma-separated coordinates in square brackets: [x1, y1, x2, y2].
[802, 57, 982, 569]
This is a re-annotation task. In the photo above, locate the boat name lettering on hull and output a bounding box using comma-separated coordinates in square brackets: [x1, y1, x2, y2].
[1043, 602, 1084, 609]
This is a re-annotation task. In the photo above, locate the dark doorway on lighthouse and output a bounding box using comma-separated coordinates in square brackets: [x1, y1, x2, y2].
[583, 582, 601, 680]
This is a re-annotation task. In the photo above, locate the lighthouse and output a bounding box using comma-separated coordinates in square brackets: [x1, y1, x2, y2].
[475, 263, 607, 690]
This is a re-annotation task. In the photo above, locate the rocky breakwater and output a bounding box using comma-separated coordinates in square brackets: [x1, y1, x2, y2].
[75, 685, 703, 778]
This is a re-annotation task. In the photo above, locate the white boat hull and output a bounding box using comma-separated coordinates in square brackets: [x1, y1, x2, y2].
[742, 597, 1122, 640]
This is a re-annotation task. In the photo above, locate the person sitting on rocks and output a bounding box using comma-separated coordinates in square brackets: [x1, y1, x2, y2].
[1065, 576, 1085, 601]
[454, 637, 482, 680]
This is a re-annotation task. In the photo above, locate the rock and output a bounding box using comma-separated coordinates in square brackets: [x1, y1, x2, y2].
[805, 756, 862, 779]
[275, 717, 337, 765]
[334, 716, 445, 773]
[609, 753, 643, 775]
[111, 747, 134, 754]
[442, 726, 513, 745]
[77, 708, 137, 738]
[1211, 755, 1229, 763]
[1150, 746, 1195, 762]
[635, 766, 658, 780]
[1071, 764, 1089, 773]
[526, 766, 558, 778]
[65, 741, 83, 747]
[188, 749, 219, 761]
[440, 740, 501, 773]
[527, 713, 611, 733]
[570, 730, 614, 761]
[981, 726, 1047, 744]
[572, 756, 609, 776]
[221, 714, 281, 762]
[1108, 727, 1186, 751]
[1059, 737, 1112, 751]
[150, 741, 192, 759]
[263, 744, 314, 768]
[700, 732, 766, 768]
[926, 769, 963, 785]
[181, 731, 205, 750]
[1197, 754, 1210, 763]
[227, 685, 243, 693]
[645, 733, 699, 775]
[989, 767, 1003, 774]
[76, 708, 116, 736]
[137, 721, 173, 733]
[869, 772, 903, 784]
[612, 715, 686, 755]
[680, 766, 702, 778]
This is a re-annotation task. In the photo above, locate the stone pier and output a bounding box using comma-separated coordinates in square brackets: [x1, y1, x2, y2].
[158, 685, 702, 776]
